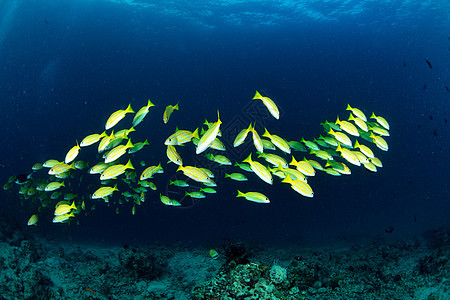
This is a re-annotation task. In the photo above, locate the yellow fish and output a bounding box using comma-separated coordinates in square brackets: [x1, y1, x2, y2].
[370, 112, 390, 130]
[346, 104, 367, 122]
[133, 99, 155, 127]
[65, 141, 81, 164]
[49, 162, 75, 175]
[177, 165, 212, 184]
[27, 214, 38, 226]
[237, 190, 270, 203]
[52, 212, 75, 223]
[101, 159, 134, 180]
[253, 90, 279, 120]
[290, 156, 315, 177]
[45, 181, 65, 192]
[243, 154, 273, 185]
[233, 124, 252, 147]
[104, 140, 134, 164]
[336, 144, 360, 166]
[335, 116, 359, 137]
[369, 132, 388, 151]
[163, 102, 179, 124]
[354, 140, 374, 158]
[140, 163, 163, 180]
[196, 111, 222, 154]
[166, 145, 183, 165]
[165, 128, 199, 145]
[262, 128, 291, 154]
[80, 132, 107, 147]
[105, 103, 134, 130]
[328, 128, 352, 148]
[98, 131, 116, 153]
[281, 175, 314, 198]
[348, 113, 368, 132]
[92, 184, 119, 199]
[54, 202, 77, 216]
[250, 124, 264, 153]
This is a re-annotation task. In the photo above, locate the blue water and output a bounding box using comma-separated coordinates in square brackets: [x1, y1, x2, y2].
[0, 0, 449, 245]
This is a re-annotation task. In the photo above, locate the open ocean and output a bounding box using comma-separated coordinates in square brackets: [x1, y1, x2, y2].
[0, 0, 449, 299]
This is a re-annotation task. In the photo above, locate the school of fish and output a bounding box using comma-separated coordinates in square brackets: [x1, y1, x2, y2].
[3, 93, 390, 226]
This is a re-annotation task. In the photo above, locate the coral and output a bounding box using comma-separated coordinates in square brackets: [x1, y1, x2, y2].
[118, 246, 168, 280]
[269, 264, 287, 284]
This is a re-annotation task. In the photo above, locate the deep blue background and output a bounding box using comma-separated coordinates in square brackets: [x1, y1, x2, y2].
[0, 0, 449, 246]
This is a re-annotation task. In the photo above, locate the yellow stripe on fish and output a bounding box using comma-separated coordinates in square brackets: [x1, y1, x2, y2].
[262, 128, 291, 154]
[237, 190, 270, 203]
[250, 124, 264, 153]
[370, 112, 389, 130]
[346, 104, 367, 122]
[54, 201, 76, 216]
[98, 131, 115, 153]
[290, 156, 315, 176]
[163, 102, 179, 124]
[336, 144, 360, 166]
[233, 124, 252, 147]
[133, 99, 155, 127]
[49, 162, 75, 175]
[45, 181, 65, 192]
[354, 140, 374, 158]
[348, 113, 368, 132]
[196, 111, 222, 154]
[165, 128, 199, 145]
[80, 132, 107, 147]
[105, 139, 134, 164]
[369, 132, 388, 151]
[243, 154, 273, 185]
[257, 152, 288, 169]
[100, 159, 134, 180]
[335, 116, 359, 137]
[166, 145, 183, 165]
[328, 128, 352, 147]
[140, 163, 163, 180]
[253, 90, 280, 120]
[105, 103, 134, 130]
[92, 184, 119, 199]
[281, 175, 314, 198]
[370, 157, 383, 167]
[176, 165, 212, 184]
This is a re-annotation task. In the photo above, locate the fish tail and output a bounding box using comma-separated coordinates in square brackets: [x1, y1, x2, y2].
[346, 104, 352, 111]
[192, 128, 199, 140]
[243, 154, 252, 163]
[262, 128, 270, 138]
[253, 90, 262, 100]
[236, 190, 245, 197]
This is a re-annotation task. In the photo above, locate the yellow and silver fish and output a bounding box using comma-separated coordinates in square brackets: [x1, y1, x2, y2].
[80, 132, 107, 147]
[281, 175, 314, 198]
[336, 144, 360, 166]
[54, 202, 77, 216]
[133, 99, 155, 127]
[237, 190, 270, 203]
[165, 128, 199, 146]
[45, 181, 65, 192]
[140, 163, 163, 180]
[370, 112, 390, 130]
[370, 157, 383, 167]
[369, 133, 388, 151]
[196, 111, 222, 154]
[52, 212, 75, 224]
[348, 113, 368, 132]
[27, 214, 38, 226]
[163, 102, 179, 124]
[92, 184, 119, 199]
[257, 152, 288, 169]
[243, 154, 273, 185]
[105, 103, 135, 130]
[166, 145, 183, 165]
[49, 162, 75, 175]
[335, 116, 359, 137]
[65, 141, 81, 164]
[43, 159, 61, 168]
[253, 90, 279, 120]
[262, 128, 291, 154]
[354, 140, 374, 158]
[100, 159, 134, 180]
[362, 161, 377, 172]
[205, 153, 231, 165]
[250, 124, 264, 153]
[346, 104, 367, 122]
[98, 131, 116, 153]
[89, 162, 109, 174]
[176, 165, 212, 184]
[328, 128, 352, 148]
[233, 124, 252, 147]
[290, 156, 315, 177]
[105, 139, 134, 164]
